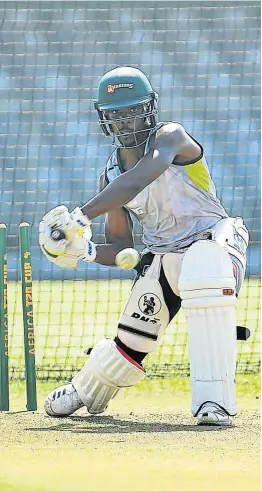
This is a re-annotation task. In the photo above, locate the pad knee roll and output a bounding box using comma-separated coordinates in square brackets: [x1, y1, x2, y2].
[72, 338, 146, 414]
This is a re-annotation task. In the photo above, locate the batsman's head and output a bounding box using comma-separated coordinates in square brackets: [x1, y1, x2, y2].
[94, 66, 158, 148]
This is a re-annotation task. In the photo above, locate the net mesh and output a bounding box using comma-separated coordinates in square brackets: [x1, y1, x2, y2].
[0, 1, 260, 379]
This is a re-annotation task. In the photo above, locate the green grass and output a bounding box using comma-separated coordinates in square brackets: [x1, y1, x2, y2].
[7, 372, 261, 409]
[6, 278, 261, 378]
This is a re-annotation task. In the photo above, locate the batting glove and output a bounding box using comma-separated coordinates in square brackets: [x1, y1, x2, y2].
[39, 231, 97, 269]
[41, 205, 92, 244]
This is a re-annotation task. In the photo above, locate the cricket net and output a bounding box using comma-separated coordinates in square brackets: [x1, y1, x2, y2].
[0, 2, 260, 379]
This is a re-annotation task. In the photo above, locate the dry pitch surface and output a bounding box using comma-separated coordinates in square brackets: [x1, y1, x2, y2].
[0, 376, 260, 491]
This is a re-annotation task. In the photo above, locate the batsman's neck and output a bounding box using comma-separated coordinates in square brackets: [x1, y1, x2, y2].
[119, 143, 146, 171]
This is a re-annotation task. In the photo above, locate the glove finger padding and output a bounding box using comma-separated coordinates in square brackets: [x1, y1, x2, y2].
[40, 234, 86, 268]
[39, 220, 69, 256]
[42, 205, 92, 243]
[42, 250, 80, 269]
[44, 206, 79, 242]
[40, 233, 97, 269]
[42, 205, 70, 228]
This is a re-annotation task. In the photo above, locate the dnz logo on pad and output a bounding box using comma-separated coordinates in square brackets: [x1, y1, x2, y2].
[138, 294, 161, 316]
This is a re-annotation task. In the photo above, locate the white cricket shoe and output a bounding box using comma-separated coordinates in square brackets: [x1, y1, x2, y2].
[44, 383, 84, 417]
[196, 402, 232, 426]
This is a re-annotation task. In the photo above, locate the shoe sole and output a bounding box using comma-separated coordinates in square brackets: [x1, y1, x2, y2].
[197, 417, 232, 426]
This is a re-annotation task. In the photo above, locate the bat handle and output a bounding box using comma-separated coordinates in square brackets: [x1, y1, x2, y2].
[50, 228, 66, 241]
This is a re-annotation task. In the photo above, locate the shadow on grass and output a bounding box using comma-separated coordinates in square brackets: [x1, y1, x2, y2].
[25, 415, 232, 434]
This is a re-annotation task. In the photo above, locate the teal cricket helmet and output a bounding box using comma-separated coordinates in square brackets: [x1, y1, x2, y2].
[94, 66, 158, 147]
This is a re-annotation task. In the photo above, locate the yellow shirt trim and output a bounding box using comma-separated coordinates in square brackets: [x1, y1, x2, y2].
[184, 159, 210, 192]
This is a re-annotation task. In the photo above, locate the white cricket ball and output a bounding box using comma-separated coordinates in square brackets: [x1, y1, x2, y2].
[115, 248, 140, 270]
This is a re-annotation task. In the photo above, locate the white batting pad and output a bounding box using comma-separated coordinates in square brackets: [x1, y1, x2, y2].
[178, 240, 238, 416]
[72, 338, 146, 414]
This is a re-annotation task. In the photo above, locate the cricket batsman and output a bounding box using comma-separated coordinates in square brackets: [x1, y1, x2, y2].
[39, 66, 249, 425]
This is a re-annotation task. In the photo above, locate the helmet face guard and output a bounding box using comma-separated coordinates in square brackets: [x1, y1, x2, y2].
[94, 93, 158, 148]
[94, 67, 158, 148]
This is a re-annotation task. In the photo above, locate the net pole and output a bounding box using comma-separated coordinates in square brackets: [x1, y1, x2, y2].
[19, 223, 37, 411]
[0, 224, 9, 411]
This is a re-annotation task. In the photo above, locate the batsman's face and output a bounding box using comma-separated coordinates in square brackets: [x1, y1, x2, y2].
[105, 104, 150, 147]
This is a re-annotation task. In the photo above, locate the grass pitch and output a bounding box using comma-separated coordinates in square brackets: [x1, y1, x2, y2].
[6, 278, 261, 377]
[0, 375, 260, 491]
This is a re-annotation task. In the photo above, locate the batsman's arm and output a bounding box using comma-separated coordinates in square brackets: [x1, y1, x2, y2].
[81, 123, 201, 219]
[44, 123, 201, 242]
[93, 172, 134, 266]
